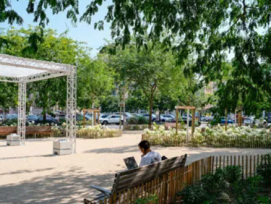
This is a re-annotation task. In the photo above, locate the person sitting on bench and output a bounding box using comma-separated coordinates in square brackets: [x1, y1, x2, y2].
[138, 140, 161, 167]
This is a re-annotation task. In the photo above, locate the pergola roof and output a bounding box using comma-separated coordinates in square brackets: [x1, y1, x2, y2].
[175, 106, 196, 110]
[0, 54, 76, 83]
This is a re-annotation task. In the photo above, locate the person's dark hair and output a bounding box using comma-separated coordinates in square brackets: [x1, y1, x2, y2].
[138, 140, 150, 153]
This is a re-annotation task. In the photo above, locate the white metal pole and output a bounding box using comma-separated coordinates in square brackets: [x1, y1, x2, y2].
[187, 109, 189, 142]
[66, 69, 77, 153]
[92, 111, 94, 126]
[18, 81, 26, 145]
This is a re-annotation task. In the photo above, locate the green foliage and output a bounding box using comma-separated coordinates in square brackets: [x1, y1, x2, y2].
[223, 166, 242, 184]
[179, 166, 267, 204]
[3, 0, 271, 116]
[257, 154, 271, 186]
[77, 125, 121, 139]
[127, 116, 148, 125]
[144, 125, 271, 148]
[100, 95, 119, 113]
[0, 26, 114, 114]
[2, 119, 17, 126]
[135, 194, 158, 204]
[108, 42, 185, 128]
[0, 82, 17, 111]
[77, 54, 115, 109]
[125, 89, 148, 112]
[127, 117, 138, 124]
[138, 117, 148, 125]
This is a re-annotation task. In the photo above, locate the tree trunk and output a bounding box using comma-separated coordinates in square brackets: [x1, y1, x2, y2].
[43, 109, 46, 122]
[148, 92, 154, 129]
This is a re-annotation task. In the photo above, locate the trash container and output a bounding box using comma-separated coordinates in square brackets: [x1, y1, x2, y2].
[6, 134, 21, 146]
[53, 139, 72, 155]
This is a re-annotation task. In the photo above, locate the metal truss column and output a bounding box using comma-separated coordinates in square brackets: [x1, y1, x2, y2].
[17, 81, 26, 145]
[66, 69, 77, 153]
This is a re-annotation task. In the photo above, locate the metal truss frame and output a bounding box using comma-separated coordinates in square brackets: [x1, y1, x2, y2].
[0, 54, 74, 73]
[66, 69, 77, 153]
[0, 54, 77, 153]
[18, 80, 26, 145]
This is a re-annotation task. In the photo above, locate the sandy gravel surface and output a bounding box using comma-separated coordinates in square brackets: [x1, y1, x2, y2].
[1, 133, 271, 204]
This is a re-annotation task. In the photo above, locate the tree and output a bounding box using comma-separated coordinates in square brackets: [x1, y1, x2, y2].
[125, 89, 148, 113]
[100, 95, 119, 113]
[109, 43, 183, 128]
[77, 54, 115, 109]
[4, 1, 271, 116]
[0, 83, 17, 113]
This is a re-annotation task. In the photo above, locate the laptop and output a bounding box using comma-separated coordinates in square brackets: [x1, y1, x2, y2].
[124, 157, 139, 170]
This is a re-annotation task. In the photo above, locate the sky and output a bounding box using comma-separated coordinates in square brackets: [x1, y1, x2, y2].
[1, 1, 113, 57]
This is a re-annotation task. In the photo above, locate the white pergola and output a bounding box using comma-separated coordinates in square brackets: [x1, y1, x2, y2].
[0, 54, 77, 153]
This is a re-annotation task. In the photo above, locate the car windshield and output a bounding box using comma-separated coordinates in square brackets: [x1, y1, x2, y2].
[125, 113, 132, 117]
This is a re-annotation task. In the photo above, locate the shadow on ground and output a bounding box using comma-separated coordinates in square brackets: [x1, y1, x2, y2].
[0, 167, 114, 204]
[0, 154, 53, 161]
[84, 145, 167, 154]
[0, 168, 55, 176]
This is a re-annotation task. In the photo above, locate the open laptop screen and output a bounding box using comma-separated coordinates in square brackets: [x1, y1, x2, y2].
[124, 157, 138, 170]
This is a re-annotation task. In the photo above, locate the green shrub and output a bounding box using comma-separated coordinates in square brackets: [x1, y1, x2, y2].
[135, 194, 158, 204]
[127, 117, 139, 124]
[257, 154, 271, 186]
[144, 125, 271, 148]
[2, 119, 17, 126]
[223, 166, 242, 183]
[77, 125, 121, 139]
[138, 116, 148, 124]
[179, 166, 267, 204]
[231, 176, 263, 204]
[127, 116, 148, 125]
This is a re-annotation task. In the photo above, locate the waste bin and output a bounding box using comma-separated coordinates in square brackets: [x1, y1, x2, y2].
[6, 134, 21, 146]
[53, 139, 72, 155]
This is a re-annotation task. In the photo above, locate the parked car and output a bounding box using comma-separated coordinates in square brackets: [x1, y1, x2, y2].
[200, 116, 206, 121]
[244, 117, 254, 125]
[35, 115, 59, 125]
[113, 112, 134, 120]
[0, 114, 4, 122]
[99, 113, 110, 121]
[6, 114, 17, 120]
[160, 114, 174, 122]
[100, 115, 123, 125]
[220, 118, 234, 124]
[84, 113, 92, 120]
[210, 117, 234, 125]
[141, 113, 156, 121]
[180, 114, 191, 122]
[27, 115, 38, 123]
[205, 116, 214, 122]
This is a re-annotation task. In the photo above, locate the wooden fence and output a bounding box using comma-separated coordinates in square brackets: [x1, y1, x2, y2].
[91, 154, 270, 204]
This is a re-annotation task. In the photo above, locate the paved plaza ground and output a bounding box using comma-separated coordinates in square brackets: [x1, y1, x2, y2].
[1, 133, 271, 204]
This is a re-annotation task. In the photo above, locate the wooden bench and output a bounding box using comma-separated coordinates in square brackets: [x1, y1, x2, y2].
[0, 127, 17, 135]
[84, 154, 187, 204]
[26, 126, 52, 137]
[0, 126, 52, 137]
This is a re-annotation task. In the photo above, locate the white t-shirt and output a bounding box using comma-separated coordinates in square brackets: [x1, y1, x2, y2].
[139, 151, 161, 167]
